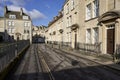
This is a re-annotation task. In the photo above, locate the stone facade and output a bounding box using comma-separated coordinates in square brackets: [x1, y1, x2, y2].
[32, 25, 46, 37]
[46, 0, 120, 55]
[47, 11, 63, 44]
[32, 25, 46, 43]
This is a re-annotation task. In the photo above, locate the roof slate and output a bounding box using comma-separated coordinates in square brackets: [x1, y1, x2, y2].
[5, 9, 31, 20]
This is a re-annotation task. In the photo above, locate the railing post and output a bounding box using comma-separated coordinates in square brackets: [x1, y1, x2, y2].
[15, 43, 17, 57]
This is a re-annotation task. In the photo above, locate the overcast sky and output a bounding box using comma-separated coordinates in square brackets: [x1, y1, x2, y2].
[0, 0, 65, 26]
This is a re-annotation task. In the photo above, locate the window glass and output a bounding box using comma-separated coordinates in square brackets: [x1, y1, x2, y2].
[71, 0, 75, 10]
[86, 3, 92, 20]
[9, 15, 16, 19]
[86, 29, 91, 43]
[93, 0, 99, 17]
[93, 28, 99, 44]
[23, 16, 29, 20]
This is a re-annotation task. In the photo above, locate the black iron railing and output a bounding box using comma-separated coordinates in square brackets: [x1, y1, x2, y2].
[115, 44, 120, 61]
[76, 43, 101, 53]
[0, 40, 30, 72]
[46, 41, 101, 53]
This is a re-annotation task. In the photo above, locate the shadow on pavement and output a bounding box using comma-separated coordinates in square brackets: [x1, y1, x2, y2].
[4, 63, 120, 80]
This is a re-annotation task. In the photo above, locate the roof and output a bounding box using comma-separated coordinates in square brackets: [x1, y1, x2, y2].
[4, 6, 31, 20]
[48, 11, 63, 27]
[62, 0, 69, 7]
[5, 11, 31, 20]
[98, 10, 120, 22]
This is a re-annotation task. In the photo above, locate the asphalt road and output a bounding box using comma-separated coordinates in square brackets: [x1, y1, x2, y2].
[5, 44, 44, 80]
[5, 44, 120, 80]
[39, 44, 120, 80]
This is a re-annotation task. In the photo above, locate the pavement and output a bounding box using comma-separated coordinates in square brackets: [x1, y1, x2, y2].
[46, 44, 120, 71]
[59, 47, 120, 71]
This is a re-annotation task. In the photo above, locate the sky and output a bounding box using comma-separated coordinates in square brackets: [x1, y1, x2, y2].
[0, 0, 65, 26]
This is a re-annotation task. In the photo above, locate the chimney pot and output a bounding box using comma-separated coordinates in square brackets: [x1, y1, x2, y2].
[20, 8, 23, 15]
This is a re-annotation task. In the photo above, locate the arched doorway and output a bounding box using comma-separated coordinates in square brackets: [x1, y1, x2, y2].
[98, 10, 120, 54]
[70, 24, 79, 49]
[16, 32, 21, 41]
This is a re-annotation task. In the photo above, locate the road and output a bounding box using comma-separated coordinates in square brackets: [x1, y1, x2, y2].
[5, 44, 44, 80]
[5, 44, 120, 80]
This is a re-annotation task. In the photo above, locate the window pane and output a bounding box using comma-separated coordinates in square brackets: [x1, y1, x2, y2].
[12, 21, 14, 26]
[8, 21, 11, 26]
[23, 16, 29, 20]
[9, 15, 16, 19]
[86, 29, 91, 43]
[93, 0, 99, 17]
[71, 0, 74, 10]
[24, 22, 27, 27]
[12, 29, 15, 33]
[93, 28, 99, 43]
[66, 4, 69, 13]
[86, 3, 92, 20]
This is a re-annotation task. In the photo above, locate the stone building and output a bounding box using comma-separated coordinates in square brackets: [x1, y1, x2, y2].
[0, 6, 32, 43]
[83, 0, 120, 54]
[0, 17, 4, 42]
[32, 25, 46, 43]
[32, 25, 46, 37]
[47, 11, 63, 44]
[46, 0, 120, 55]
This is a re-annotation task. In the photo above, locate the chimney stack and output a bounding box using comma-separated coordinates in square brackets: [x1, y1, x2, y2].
[20, 8, 23, 15]
[4, 6, 8, 16]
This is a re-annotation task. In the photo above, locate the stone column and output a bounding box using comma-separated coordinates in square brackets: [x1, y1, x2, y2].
[115, 19, 120, 54]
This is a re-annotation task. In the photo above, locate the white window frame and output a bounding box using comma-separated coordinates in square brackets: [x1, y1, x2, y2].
[66, 4, 69, 14]
[23, 16, 29, 20]
[86, 3, 92, 20]
[71, 0, 75, 10]
[69, 16, 72, 26]
[27, 22, 30, 27]
[11, 28, 15, 34]
[24, 22, 27, 27]
[67, 17, 69, 27]
[8, 28, 14, 34]
[12, 21, 14, 26]
[93, 0, 99, 18]
[9, 15, 16, 19]
[86, 29, 91, 43]
[24, 22, 30, 27]
[8, 21, 11, 26]
[8, 21, 14, 26]
[8, 28, 12, 33]
[93, 27, 99, 44]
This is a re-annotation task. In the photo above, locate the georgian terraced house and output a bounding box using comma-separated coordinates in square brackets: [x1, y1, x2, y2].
[46, 0, 120, 55]
[0, 6, 32, 43]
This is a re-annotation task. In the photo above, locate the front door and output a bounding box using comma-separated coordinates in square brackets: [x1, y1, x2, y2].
[107, 25, 115, 54]
[74, 32, 77, 49]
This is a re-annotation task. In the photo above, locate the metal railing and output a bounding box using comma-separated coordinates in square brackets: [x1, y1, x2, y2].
[76, 43, 101, 54]
[47, 41, 71, 49]
[46, 41, 101, 54]
[0, 40, 30, 73]
[62, 42, 71, 47]
[115, 44, 120, 61]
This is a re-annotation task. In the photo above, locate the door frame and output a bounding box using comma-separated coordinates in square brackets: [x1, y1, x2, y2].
[106, 24, 115, 54]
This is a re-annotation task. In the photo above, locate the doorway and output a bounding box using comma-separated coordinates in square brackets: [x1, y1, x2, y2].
[74, 32, 77, 49]
[107, 25, 115, 54]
